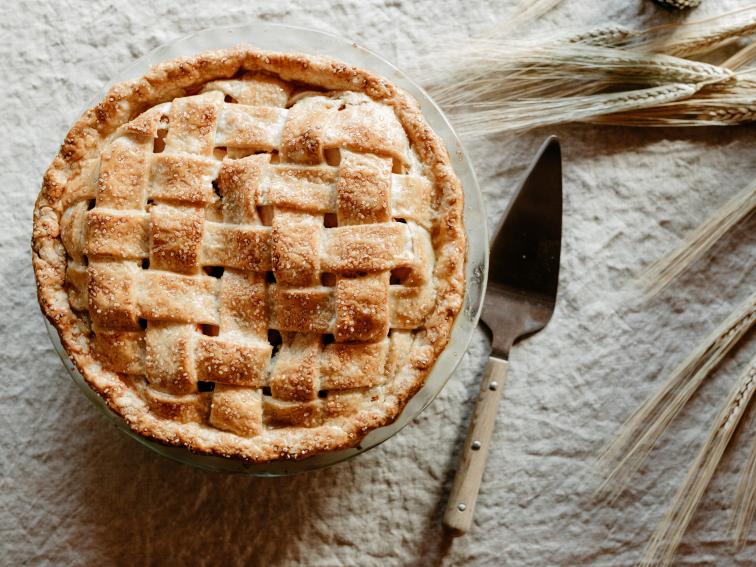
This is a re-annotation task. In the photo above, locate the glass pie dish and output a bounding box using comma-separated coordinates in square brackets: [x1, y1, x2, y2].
[43, 23, 488, 475]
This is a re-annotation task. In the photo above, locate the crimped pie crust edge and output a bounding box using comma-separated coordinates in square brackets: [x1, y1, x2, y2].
[32, 46, 466, 463]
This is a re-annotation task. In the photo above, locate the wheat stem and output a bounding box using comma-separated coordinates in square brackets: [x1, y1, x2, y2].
[732, 428, 756, 549]
[423, 39, 733, 136]
[419, 5, 756, 135]
[722, 41, 756, 70]
[639, 183, 756, 299]
[597, 293, 756, 502]
[635, 5, 756, 57]
[448, 84, 699, 137]
[427, 43, 732, 93]
[639, 356, 756, 567]
[584, 76, 756, 126]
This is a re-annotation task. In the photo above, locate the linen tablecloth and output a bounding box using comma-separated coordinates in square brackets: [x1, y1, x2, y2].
[3, 0, 755, 564]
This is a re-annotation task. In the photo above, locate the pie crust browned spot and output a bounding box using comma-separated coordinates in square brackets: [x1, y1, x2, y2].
[32, 47, 466, 462]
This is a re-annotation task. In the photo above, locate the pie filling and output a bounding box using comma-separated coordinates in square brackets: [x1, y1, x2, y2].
[35, 50, 465, 460]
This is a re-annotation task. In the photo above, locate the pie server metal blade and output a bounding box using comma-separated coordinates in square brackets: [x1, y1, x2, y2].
[443, 136, 563, 534]
[483, 135, 563, 358]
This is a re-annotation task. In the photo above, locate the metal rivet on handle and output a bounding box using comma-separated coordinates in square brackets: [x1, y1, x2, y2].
[457, 503, 467, 511]
[489, 381, 498, 391]
[471, 441, 481, 450]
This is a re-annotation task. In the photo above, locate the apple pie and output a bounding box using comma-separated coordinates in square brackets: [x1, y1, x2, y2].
[32, 47, 465, 462]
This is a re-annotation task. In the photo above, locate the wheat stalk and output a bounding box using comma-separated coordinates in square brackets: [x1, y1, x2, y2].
[597, 292, 756, 502]
[449, 84, 699, 137]
[638, 183, 756, 299]
[722, 41, 756, 70]
[639, 356, 756, 567]
[427, 42, 731, 98]
[732, 428, 756, 549]
[423, 42, 734, 136]
[566, 25, 633, 47]
[419, 5, 756, 135]
[654, 0, 702, 9]
[584, 75, 756, 127]
[635, 5, 756, 57]
[424, 40, 733, 136]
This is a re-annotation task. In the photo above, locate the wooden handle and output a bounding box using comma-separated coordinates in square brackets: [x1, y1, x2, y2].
[443, 356, 508, 534]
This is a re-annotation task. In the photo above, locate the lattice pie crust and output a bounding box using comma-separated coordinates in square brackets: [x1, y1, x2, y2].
[32, 47, 465, 462]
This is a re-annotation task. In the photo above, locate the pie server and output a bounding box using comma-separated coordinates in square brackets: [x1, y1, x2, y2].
[443, 136, 563, 534]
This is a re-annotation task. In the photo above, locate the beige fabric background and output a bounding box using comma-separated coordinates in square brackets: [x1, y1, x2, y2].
[2, 0, 755, 565]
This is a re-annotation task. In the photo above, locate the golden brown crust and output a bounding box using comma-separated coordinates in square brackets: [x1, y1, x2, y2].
[32, 46, 466, 463]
